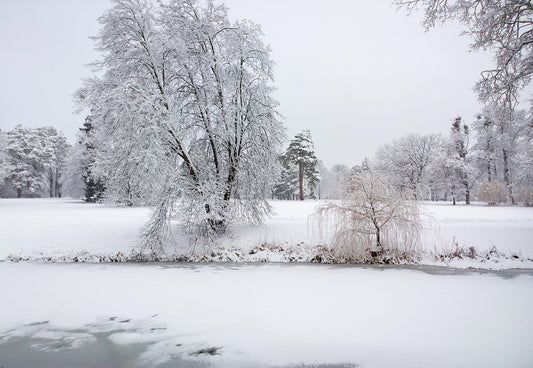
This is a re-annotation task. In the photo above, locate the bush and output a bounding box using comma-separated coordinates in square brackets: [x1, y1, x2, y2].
[476, 181, 507, 205]
[515, 186, 533, 206]
[314, 171, 422, 262]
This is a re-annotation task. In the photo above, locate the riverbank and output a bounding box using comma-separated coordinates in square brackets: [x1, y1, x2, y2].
[2, 198, 532, 270]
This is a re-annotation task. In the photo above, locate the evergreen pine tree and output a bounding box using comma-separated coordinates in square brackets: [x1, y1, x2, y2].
[284, 130, 320, 200]
[79, 117, 105, 202]
[272, 155, 299, 200]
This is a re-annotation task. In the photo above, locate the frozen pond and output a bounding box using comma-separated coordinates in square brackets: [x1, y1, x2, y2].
[1, 262, 532, 367]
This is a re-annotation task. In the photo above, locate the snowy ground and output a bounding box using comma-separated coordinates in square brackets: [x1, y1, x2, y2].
[0, 198, 151, 259]
[1, 198, 532, 268]
[1, 199, 533, 367]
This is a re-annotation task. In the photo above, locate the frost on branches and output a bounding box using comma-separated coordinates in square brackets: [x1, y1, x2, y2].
[396, 0, 533, 103]
[76, 0, 283, 256]
[0, 130, 8, 186]
[473, 104, 531, 205]
[3, 125, 69, 198]
[374, 133, 439, 199]
[315, 171, 422, 263]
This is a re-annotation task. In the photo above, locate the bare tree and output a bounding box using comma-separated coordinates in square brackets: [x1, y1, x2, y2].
[374, 133, 440, 198]
[315, 171, 422, 262]
[395, 0, 533, 103]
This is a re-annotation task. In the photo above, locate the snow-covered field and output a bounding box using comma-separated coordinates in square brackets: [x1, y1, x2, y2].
[0, 198, 151, 259]
[1, 198, 533, 367]
[1, 198, 532, 267]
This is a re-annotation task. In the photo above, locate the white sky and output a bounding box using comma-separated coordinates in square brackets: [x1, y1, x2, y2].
[0, 0, 496, 167]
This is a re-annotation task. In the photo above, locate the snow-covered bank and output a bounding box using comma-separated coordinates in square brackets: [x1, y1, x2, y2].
[6, 242, 533, 271]
[1, 198, 532, 269]
[1, 263, 532, 368]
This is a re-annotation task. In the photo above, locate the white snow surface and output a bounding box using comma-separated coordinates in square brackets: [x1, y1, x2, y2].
[0, 198, 151, 259]
[1, 263, 532, 367]
[1, 198, 532, 269]
[1, 199, 533, 366]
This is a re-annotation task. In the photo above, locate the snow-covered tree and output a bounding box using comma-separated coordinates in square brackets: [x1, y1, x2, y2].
[315, 171, 421, 261]
[514, 119, 533, 205]
[7, 126, 48, 197]
[0, 129, 8, 186]
[317, 162, 349, 199]
[472, 112, 498, 183]
[283, 130, 320, 200]
[78, 118, 105, 203]
[396, 0, 533, 103]
[61, 140, 85, 199]
[39, 127, 69, 198]
[272, 155, 298, 200]
[374, 133, 440, 198]
[5, 125, 70, 198]
[77, 0, 283, 253]
[449, 117, 478, 204]
[475, 104, 529, 204]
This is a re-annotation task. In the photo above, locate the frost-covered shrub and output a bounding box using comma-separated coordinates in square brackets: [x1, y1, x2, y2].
[314, 171, 422, 262]
[476, 181, 507, 206]
[515, 186, 533, 206]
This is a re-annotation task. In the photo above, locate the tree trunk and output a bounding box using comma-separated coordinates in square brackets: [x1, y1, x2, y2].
[463, 174, 470, 205]
[55, 170, 61, 197]
[17, 188, 22, 198]
[502, 148, 515, 204]
[298, 162, 304, 201]
[487, 159, 492, 182]
[49, 171, 54, 198]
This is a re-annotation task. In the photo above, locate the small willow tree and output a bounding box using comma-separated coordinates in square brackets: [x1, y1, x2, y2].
[315, 171, 422, 262]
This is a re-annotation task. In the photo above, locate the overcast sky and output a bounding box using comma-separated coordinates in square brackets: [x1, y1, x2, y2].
[0, 0, 496, 167]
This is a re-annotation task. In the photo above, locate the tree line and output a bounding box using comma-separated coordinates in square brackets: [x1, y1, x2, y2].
[373, 106, 532, 205]
[2, 0, 533, 257]
[0, 125, 69, 198]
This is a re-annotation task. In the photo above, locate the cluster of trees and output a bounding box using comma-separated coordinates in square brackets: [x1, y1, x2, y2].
[3, 0, 532, 262]
[379, 0, 533, 206]
[0, 125, 70, 198]
[373, 105, 533, 205]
